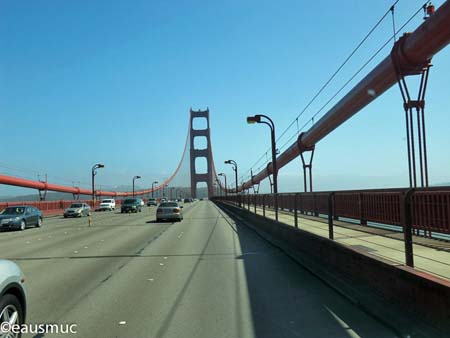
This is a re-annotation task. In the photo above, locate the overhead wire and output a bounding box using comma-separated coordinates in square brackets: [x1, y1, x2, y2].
[242, 0, 427, 186]
[241, 0, 401, 179]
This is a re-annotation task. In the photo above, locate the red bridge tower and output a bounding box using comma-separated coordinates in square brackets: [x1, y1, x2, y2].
[190, 108, 214, 198]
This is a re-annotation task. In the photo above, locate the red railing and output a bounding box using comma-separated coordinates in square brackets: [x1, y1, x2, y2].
[213, 187, 450, 236]
[0, 199, 128, 216]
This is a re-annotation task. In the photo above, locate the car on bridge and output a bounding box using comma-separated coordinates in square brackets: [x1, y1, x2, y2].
[156, 201, 183, 222]
[63, 203, 91, 218]
[96, 199, 116, 211]
[121, 198, 142, 213]
[0, 206, 43, 231]
[0, 260, 27, 336]
[146, 198, 157, 206]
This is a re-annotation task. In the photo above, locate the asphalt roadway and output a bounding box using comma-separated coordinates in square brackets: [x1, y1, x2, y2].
[1, 200, 399, 338]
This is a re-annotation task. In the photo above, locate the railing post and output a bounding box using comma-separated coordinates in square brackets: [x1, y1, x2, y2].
[254, 194, 256, 214]
[328, 192, 334, 240]
[299, 194, 304, 215]
[294, 193, 298, 228]
[263, 195, 266, 217]
[360, 192, 367, 225]
[402, 189, 415, 267]
[314, 193, 319, 217]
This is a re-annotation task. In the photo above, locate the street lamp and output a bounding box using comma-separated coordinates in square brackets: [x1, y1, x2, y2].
[247, 114, 278, 221]
[132, 175, 141, 197]
[225, 160, 240, 207]
[151, 181, 158, 198]
[218, 173, 227, 197]
[91, 163, 105, 204]
[170, 187, 175, 200]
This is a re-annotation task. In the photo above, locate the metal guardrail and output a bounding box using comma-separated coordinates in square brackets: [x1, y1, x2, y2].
[212, 187, 450, 267]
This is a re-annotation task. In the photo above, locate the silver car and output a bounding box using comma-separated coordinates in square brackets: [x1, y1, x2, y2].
[63, 203, 91, 218]
[156, 202, 183, 222]
[0, 260, 27, 338]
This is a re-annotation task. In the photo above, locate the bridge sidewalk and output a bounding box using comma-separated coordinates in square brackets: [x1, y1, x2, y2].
[244, 205, 450, 281]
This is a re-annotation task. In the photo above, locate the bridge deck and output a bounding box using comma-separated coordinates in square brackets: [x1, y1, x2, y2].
[2, 201, 405, 338]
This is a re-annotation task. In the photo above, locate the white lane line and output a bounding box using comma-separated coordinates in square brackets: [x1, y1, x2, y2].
[159, 263, 164, 266]
[147, 278, 154, 282]
[119, 321, 126, 325]
[73, 250, 79, 254]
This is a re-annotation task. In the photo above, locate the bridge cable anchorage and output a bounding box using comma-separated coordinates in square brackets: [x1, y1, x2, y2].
[391, 33, 432, 188]
[38, 173, 48, 201]
[250, 169, 259, 194]
[423, 2, 435, 20]
[297, 133, 316, 192]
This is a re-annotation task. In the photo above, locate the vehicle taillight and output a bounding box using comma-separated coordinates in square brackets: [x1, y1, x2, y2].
[173, 208, 180, 213]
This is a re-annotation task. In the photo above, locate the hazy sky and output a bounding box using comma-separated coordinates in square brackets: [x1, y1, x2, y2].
[1, 0, 449, 197]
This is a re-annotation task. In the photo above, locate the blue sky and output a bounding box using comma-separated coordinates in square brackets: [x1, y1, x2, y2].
[1, 0, 449, 197]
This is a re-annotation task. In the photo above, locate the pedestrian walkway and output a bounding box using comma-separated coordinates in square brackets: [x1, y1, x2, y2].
[244, 204, 450, 281]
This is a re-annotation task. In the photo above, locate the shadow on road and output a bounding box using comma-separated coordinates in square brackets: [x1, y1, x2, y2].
[213, 202, 400, 338]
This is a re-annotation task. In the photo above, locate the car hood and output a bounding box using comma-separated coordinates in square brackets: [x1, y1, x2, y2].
[0, 259, 22, 287]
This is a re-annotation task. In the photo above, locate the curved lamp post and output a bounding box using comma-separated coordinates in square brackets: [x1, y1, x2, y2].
[247, 114, 278, 221]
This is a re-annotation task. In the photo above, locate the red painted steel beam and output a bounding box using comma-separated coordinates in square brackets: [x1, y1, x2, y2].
[0, 174, 165, 198]
[243, 1, 450, 191]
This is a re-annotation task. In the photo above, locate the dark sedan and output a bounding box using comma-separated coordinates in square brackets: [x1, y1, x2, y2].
[0, 206, 43, 231]
[121, 198, 142, 213]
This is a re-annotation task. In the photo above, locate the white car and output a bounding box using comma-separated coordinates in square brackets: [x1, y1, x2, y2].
[156, 202, 184, 222]
[0, 260, 27, 337]
[139, 199, 145, 207]
[97, 199, 116, 211]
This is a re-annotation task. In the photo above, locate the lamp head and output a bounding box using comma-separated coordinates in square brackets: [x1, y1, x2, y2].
[246, 115, 261, 124]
